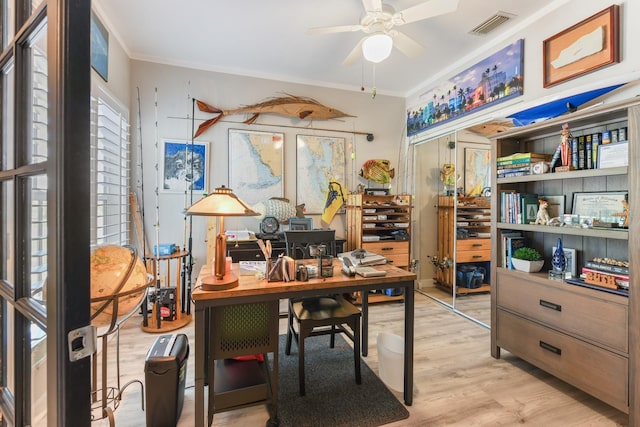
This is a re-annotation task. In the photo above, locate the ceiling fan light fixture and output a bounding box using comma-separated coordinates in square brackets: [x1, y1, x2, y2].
[362, 33, 393, 63]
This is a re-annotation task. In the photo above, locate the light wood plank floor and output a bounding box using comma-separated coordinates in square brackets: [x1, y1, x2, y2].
[97, 292, 628, 426]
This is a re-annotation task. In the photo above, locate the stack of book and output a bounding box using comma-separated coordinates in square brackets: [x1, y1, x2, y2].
[497, 152, 551, 178]
[499, 191, 539, 224]
[581, 259, 629, 291]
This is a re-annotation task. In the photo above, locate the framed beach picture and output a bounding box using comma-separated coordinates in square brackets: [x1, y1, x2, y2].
[296, 135, 346, 214]
[161, 140, 208, 193]
[229, 129, 284, 205]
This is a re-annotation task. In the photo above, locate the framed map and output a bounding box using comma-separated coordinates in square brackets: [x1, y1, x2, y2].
[296, 135, 346, 214]
[228, 129, 284, 205]
[161, 139, 208, 193]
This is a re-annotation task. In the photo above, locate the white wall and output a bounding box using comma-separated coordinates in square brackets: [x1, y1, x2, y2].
[129, 61, 405, 269]
[406, 0, 640, 143]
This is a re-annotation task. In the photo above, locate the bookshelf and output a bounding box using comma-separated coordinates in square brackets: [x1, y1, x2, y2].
[490, 98, 640, 420]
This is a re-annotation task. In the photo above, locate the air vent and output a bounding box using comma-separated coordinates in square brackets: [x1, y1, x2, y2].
[469, 11, 515, 35]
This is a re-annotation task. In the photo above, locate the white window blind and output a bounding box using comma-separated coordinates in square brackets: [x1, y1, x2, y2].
[90, 93, 130, 246]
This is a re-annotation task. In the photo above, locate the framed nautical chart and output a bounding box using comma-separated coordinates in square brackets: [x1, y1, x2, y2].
[228, 129, 284, 205]
[296, 134, 346, 214]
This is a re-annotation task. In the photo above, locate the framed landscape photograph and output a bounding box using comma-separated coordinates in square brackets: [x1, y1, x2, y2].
[161, 140, 208, 193]
[543, 5, 619, 87]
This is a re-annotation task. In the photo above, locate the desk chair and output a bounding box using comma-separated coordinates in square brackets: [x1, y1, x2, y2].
[208, 300, 279, 426]
[283, 230, 362, 396]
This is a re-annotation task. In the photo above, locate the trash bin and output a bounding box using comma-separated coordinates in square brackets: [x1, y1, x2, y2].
[145, 334, 189, 427]
[377, 332, 404, 392]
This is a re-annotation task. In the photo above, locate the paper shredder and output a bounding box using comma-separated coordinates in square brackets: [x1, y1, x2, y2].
[145, 333, 189, 427]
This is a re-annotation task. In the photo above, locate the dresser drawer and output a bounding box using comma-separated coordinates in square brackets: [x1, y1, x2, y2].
[497, 309, 628, 412]
[363, 241, 408, 267]
[497, 271, 628, 352]
[457, 238, 490, 251]
[456, 250, 490, 262]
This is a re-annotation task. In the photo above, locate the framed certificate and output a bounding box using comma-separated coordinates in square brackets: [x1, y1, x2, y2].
[598, 141, 628, 168]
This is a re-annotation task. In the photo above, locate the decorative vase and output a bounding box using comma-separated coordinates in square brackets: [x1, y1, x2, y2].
[552, 237, 566, 272]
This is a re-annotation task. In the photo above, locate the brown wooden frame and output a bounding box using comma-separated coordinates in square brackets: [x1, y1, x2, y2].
[543, 5, 620, 88]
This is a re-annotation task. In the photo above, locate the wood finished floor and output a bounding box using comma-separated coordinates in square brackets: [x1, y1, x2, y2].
[97, 292, 629, 426]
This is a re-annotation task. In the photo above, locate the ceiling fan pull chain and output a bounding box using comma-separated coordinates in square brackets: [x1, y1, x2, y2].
[372, 64, 377, 99]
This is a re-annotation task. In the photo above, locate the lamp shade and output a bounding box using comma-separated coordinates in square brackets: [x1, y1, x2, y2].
[186, 186, 259, 217]
[362, 33, 393, 63]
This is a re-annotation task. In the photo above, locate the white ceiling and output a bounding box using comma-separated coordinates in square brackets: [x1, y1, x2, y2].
[95, 0, 563, 97]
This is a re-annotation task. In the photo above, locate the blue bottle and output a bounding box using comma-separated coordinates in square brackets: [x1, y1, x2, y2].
[552, 237, 566, 272]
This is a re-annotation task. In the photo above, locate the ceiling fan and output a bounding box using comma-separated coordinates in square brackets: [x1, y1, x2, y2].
[308, 0, 459, 64]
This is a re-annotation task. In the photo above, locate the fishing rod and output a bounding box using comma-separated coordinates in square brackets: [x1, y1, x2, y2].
[153, 87, 162, 329]
[181, 83, 191, 314]
[136, 87, 150, 327]
[185, 97, 196, 315]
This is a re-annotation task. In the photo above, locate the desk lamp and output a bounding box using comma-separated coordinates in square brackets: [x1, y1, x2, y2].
[186, 185, 258, 290]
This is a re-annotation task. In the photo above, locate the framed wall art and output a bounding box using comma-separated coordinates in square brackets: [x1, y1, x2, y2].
[228, 129, 284, 205]
[543, 5, 619, 88]
[296, 134, 346, 214]
[464, 147, 491, 196]
[289, 218, 313, 231]
[90, 11, 109, 82]
[161, 139, 208, 193]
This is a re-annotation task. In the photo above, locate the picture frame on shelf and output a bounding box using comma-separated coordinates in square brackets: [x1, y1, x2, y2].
[552, 246, 577, 279]
[572, 191, 627, 224]
[543, 5, 620, 87]
[161, 139, 208, 193]
[542, 195, 565, 219]
[464, 147, 491, 196]
[598, 141, 628, 168]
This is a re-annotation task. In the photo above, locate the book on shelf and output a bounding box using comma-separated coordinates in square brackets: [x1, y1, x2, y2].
[521, 194, 539, 224]
[581, 267, 629, 290]
[583, 260, 629, 275]
[497, 170, 530, 179]
[497, 163, 533, 171]
[506, 236, 526, 270]
[496, 152, 550, 163]
[499, 230, 523, 269]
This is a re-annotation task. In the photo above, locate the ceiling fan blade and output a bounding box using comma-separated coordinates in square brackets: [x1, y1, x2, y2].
[307, 24, 364, 35]
[393, 0, 459, 25]
[392, 31, 424, 58]
[343, 38, 365, 66]
[362, 0, 382, 13]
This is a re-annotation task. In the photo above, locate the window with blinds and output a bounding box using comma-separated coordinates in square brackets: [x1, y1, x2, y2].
[90, 94, 130, 247]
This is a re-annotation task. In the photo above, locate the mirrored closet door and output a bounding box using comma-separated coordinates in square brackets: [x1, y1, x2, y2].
[413, 129, 492, 327]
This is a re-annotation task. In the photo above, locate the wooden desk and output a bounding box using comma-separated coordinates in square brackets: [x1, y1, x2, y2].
[192, 261, 416, 426]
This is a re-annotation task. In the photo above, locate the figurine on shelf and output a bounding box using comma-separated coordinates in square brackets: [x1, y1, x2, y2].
[560, 122, 572, 167]
[612, 193, 629, 228]
[533, 199, 551, 225]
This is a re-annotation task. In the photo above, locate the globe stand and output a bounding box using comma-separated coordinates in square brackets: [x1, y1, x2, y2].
[90, 246, 149, 425]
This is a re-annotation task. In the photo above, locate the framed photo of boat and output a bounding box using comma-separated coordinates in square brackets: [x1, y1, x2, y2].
[543, 5, 619, 88]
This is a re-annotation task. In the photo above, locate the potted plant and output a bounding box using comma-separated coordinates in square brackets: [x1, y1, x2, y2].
[511, 247, 544, 272]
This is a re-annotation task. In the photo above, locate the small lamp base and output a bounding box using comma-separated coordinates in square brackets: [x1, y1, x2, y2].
[201, 271, 239, 291]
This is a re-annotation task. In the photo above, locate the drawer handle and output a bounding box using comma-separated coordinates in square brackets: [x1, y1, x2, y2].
[539, 340, 562, 355]
[381, 247, 393, 251]
[472, 255, 483, 258]
[539, 299, 562, 312]
[472, 243, 482, 247]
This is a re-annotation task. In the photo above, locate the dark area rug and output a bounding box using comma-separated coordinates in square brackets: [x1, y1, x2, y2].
[275, 334, 409, 427]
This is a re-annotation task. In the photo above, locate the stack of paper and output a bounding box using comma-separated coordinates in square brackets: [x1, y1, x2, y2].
[338, 251, 387, 266]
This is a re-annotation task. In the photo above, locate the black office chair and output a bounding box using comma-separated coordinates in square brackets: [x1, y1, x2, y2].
[283, 230, 362, 396]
